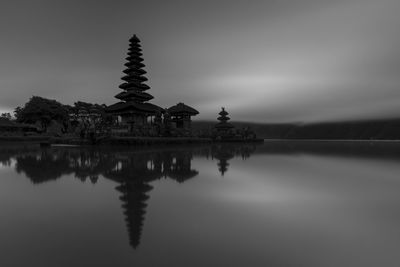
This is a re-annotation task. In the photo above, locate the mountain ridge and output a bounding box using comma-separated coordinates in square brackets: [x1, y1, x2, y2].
[192, 118, 400, 140]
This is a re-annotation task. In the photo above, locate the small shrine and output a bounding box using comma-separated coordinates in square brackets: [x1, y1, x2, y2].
[212, 107, 261, 142]
[167, 103, 199, 135]
[214, 107, 235, 138]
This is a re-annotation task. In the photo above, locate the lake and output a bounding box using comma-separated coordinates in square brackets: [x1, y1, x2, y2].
[1, 141, 400, 267]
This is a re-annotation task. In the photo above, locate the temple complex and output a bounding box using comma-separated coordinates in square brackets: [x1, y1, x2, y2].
[106, 35, 198, 137]
[106, 35, 164, 135]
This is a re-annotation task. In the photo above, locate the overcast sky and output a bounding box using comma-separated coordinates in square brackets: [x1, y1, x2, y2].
[1, 0, 399, 123]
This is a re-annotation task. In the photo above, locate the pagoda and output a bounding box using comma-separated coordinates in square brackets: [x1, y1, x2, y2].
[214, 107, 235, 138]
[107, 34, 163, 134]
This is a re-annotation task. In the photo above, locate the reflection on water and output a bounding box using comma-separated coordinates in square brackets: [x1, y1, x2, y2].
[1, 141, 400, 266]
[0, 144, 256, 251]
[211, 144, 255, 176]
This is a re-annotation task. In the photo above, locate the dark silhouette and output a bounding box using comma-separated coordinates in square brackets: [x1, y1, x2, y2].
[106, 34, 163, 135]
[0, 117, 37, 134]
[116, 180, 153, 249]
[7, 141, 400, 251]
[67, 101, 112, 137]
[14, 96, 69, 132]
[2, 146, 200, 249]
[104, 34, 202, 138]
[193, 118, 400, 140]
[163, 151, 199, 182]
[167, 103, 199, 136]
[211, 144, 257, 176]
[211, 108, 259, 141]
[214, 107, 235, 139]
[212, 145, 235, 175]
[15, 150, 72, 183]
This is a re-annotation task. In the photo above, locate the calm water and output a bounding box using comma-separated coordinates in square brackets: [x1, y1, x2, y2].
[1, 141, 400, 267]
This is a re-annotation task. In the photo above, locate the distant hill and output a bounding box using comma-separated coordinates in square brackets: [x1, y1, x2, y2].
[192, 119, 400, 140]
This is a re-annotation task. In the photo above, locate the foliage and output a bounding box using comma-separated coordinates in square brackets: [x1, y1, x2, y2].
[12, 96, 113, 134]
[67, 101, 112, 127]
[14, 96, 69, 130]
[0, 113, 12, 120]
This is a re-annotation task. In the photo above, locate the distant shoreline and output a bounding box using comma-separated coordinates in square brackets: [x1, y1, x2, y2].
[192, 119, 400, 140]
[2, 136, 400, 145]
[263, 139, 400, 142]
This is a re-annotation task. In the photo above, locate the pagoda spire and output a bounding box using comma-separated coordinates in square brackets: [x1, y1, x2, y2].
[217, 107, 230, 123]
[214, 107, 235, 138]
[215, 107, 234, 129]
[115, 34, 154, 103]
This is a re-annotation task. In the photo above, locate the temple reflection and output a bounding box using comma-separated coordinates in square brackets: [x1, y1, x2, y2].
[211, 144, 257, 176]
[0, 144, 258, 249]
[116, 180, 153, 248]
[3, 142, 400, 254]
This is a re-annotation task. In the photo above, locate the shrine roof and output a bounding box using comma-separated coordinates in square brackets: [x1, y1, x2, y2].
[167, 103, 199, 116]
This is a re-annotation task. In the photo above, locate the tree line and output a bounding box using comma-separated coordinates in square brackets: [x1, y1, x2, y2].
[11, 96, 112, 131]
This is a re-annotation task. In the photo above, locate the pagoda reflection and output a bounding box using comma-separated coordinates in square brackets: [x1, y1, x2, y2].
[211, 144, 257, 176]
[0, 144, 258, 250]
[115, 180, 153, 249]
[0, 146, 200, 249]
[102, 149, 199, 248]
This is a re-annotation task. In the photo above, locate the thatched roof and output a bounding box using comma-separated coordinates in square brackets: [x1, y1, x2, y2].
[167, 103, 199, 116]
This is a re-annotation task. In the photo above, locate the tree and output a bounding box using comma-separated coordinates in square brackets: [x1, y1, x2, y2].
[15, 96, 69, 130]
[0, 113, 12, 120]
[69, 101, 112, 126]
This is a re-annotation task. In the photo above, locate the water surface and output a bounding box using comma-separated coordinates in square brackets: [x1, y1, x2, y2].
[1, 141, 400, 267]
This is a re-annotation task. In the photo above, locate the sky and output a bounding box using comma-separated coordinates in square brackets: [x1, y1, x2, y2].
[0, 0, 400, 123]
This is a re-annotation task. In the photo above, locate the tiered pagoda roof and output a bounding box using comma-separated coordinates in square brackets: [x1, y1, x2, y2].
[107, 34, 162, 114]
[215, 107, 234, 129]
[107, 101, 164, 115]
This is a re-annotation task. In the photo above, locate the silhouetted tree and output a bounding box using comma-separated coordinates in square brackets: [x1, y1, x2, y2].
[15, 96, 69, 131]
[67, 101, 112, 131]
[0, 113, 12, 120]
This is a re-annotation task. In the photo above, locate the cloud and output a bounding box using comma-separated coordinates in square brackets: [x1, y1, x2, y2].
[1, 0, 400, 122]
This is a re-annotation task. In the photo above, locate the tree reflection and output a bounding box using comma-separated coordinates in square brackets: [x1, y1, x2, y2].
[15, 149, 72, 183]
[0, 144, 259, 250]
[3, 141, 400, 252]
